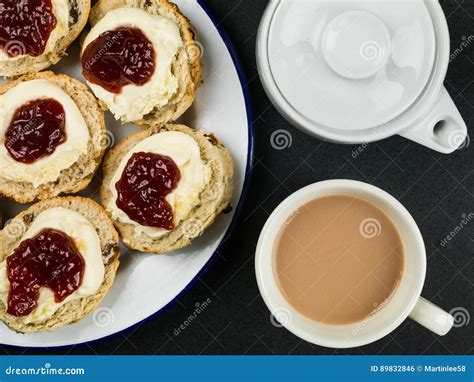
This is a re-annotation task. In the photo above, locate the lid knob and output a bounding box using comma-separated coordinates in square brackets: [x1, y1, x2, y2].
[322, 10, 391, 80]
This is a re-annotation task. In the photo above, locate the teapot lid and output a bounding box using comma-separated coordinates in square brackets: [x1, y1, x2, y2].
[257, 0, 436, 132]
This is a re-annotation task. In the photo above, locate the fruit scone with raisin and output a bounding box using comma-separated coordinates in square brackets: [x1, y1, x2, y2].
[0, 71, 106, 203]
[101, 124, 233, 254]
[0, 0, 91, 76]
[81, 0, 202, 126]
[0, 197, 120, 333]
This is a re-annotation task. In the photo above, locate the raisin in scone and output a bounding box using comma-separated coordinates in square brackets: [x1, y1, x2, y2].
[0, 71, 106, 203]
[100, 124, 233, 254]
[81, 0, 202, 126]
[0, 0, 91, 76]
[0, 197, 120, 333]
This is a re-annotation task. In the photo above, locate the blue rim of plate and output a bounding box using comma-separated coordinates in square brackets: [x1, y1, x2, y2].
[3, 0, 254, 350]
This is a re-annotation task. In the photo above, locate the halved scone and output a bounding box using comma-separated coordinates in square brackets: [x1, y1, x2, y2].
[0, 71, 106, 203]
[0, 0, 91, 77]
[101, 124, 233, 254]
[0, 197, 120, 333]
[81, 0, 202, 126]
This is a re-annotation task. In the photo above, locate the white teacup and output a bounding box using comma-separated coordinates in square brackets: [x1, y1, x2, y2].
[255, 179, 454, 348]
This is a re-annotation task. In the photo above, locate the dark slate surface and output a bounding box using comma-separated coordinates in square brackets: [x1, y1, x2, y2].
[2, 0, 472, 355]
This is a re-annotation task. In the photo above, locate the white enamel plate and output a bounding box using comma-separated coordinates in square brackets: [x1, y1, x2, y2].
[0, 0, 253, 347]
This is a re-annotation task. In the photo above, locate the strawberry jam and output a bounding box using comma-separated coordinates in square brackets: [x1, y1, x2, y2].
[6, 228, 85, 317]
[0, 0, 57, 58]
[4, 98, 67, 164]
[115, 152, 181, 229]
[82, 27, 156, 94]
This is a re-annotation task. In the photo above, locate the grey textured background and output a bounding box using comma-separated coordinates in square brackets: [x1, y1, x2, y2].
[2, 0, 473, 355]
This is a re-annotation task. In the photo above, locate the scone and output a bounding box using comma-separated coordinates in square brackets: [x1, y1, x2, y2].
[81, 0, 202, 126]
[101, 124, 233, 254]
[0, 0, 91, 77]
[0, 71, 106, 203]
[0, 197, 120, 333]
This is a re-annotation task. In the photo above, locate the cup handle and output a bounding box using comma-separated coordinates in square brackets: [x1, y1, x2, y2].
[398, 87, 467, 154]
[408, 296, 454, 336]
